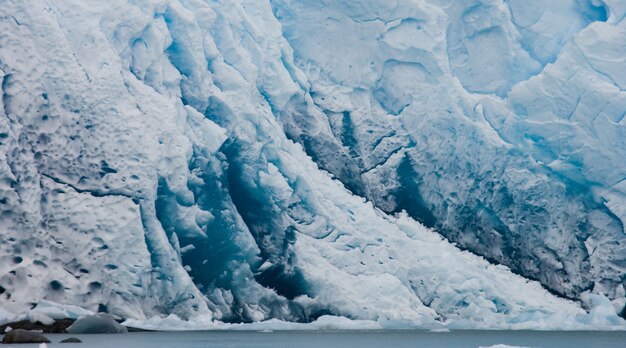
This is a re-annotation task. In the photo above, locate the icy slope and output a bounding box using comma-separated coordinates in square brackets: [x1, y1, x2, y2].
[270, 0, 626, 309]
[0, 0, 625, 329]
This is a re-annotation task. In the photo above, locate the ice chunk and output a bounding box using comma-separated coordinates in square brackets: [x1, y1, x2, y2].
[28, 301, 94, 321]
[67, 314, 128, 334]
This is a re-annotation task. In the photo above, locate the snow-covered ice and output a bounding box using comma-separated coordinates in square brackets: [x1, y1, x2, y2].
[0, 0, 625, 330]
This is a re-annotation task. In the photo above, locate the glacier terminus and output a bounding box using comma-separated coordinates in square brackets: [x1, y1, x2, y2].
[1, 0, 626, 331]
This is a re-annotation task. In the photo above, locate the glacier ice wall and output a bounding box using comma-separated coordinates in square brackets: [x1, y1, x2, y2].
[0, 0, 625, 328]
[270, 0, 626, 308]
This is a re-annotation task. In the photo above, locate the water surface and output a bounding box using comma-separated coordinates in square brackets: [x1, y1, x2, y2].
[3, 330, 625, 347]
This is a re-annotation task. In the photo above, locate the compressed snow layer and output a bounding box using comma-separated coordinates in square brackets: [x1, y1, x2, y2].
[0, 0, 625, 330]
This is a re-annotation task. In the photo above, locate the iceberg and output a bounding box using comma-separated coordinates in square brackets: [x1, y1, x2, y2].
[0, 0, 624, 330]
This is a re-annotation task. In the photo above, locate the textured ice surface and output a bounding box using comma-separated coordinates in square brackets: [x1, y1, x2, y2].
[0, 0, 625, 330]
[270, 0, 626, 309]
[123, 293, 625, 331]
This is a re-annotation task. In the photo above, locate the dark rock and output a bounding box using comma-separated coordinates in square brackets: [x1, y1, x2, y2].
[60, 337, 82, 343]
[0, 318, 75, 333]
[0, 318, 150, 335]
[1, 329, 51, 344]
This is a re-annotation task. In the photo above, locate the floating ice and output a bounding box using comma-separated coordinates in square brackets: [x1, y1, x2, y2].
[67, 314, 128, 334]
[123, 314, 384, 331]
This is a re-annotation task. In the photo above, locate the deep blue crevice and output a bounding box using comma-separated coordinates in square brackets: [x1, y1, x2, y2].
[339, 111, 360, 159]
[154, 148, 249, 295]
[278, 103, 367, 197]
[390, 153, 436, 228]
[221, 140, 309, 301]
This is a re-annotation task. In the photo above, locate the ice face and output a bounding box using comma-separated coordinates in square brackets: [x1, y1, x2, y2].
[270, 0, 626, 308]
[0, 0, 625, 329]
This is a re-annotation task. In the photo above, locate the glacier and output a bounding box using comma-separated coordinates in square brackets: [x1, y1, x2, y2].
[0, 0, 625, 330]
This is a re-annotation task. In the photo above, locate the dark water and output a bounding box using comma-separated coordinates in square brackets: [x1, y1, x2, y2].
[3, 330, 625, 347]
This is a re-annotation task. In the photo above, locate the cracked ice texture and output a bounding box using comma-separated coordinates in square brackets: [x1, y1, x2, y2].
[271, 0, 626, 308]
[0, 0, 625, 329]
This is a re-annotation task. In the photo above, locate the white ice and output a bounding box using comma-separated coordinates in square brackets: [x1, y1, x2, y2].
[0, 0, 625, 331]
